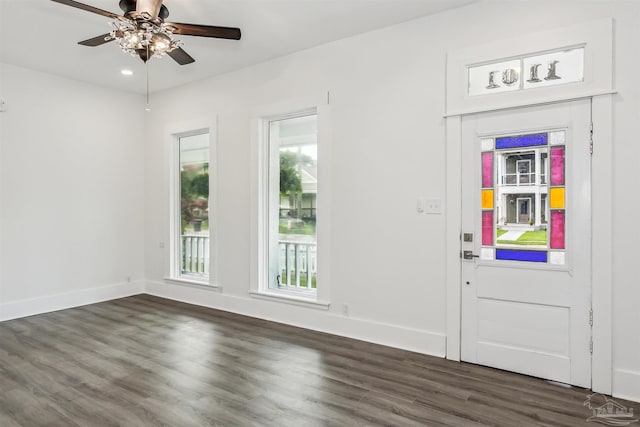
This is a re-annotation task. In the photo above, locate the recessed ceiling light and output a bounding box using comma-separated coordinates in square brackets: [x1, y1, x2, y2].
[121, 69, 133, 76]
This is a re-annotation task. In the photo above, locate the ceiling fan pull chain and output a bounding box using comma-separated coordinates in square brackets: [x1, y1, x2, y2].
[145, 44, 151, 112]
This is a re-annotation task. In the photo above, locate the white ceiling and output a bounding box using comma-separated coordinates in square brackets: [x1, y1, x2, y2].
[0, 0, 476, 94]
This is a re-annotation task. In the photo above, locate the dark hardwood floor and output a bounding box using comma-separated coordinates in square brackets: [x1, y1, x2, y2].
[0, 295, 635, 426]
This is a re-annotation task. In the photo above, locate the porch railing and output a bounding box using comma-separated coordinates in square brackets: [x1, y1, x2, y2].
[181, 234, 209, 276]
[180, 235, 314, 285]
[279, 240, 317, 289]
[501, 173, 546, 186]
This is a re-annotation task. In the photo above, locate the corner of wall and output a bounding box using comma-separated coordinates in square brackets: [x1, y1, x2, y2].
[0, 280, 145, 322]
[614, 369, 640, 403]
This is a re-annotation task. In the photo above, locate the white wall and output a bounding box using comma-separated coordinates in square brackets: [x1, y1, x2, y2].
[143, 23, 449, 354]
[144, 0, 640, 402]
[0, 63, 146, 320]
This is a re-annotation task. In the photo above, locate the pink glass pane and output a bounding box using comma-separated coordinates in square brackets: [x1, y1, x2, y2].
[482, 152, 493, 188]
[550, 210, 565, 249]
[482, 211, 493, 246]
[551, 147, 565, 186]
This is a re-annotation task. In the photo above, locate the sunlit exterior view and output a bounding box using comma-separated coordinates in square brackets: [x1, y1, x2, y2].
[269, 114, 317, 291]
[179, 133, 210, 279]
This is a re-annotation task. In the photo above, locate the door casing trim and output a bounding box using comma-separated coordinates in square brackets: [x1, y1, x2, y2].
[445, 94, 613, 394]
[445, 95, 613, 394]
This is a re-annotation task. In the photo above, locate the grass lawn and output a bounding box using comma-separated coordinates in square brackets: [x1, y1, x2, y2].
[279, 223, 316, 235]
[497, 228, 547, 246]
[183, 220, 209, 233]
[280, 272, 316, 289]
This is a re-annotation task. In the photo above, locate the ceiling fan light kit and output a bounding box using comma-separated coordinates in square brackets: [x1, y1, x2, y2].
[50, 0, 241, 65]
[109, 16, 181, 62]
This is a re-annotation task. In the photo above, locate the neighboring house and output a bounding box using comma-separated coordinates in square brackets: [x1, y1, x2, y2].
[496, 147, 548, 227]
[299, 164, 317, 220]
[280, 163, 317, 221]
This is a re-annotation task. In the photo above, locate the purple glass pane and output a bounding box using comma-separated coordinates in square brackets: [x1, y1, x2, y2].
[482, 211, 493, 246]
[550, 210, 565, 249]
[496, 249, 548, 263]
[496, 133, 547, 149]
[551, 146, 565, 186]
[482, 152, 493, 188]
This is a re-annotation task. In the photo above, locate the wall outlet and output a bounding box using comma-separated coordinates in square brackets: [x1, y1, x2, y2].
[159, 241, 165, 248]
[342, 303, 350, 316]
[0, 99, 7, 112]
[425, 199, 442, 214]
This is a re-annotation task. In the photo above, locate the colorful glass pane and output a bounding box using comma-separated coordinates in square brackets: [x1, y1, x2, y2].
[481, 189, 494, 209]
[482, 152, 493, 187]
[549, 187, 565, 209]
[482, 211, 493, 246]
[551, 146, 565, 185]
[549, 251, 565, 265]
[481, 139, 494, 151]
[496, 249, 548, 263]
[549, 131, 565, 146]
[482, 127, 567, 265]
[480, 248, 495, 260]
[550, 210, 565, 249]
[495, 133, 547, 149]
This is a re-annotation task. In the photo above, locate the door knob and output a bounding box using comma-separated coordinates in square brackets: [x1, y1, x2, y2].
[463, 251, 479, 260]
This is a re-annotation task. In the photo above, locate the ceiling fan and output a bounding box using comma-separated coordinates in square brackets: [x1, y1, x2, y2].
[51, 0, 241, 65]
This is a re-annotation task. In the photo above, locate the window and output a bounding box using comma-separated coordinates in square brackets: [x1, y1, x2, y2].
[172, 132, 210, 282]
[266, 112, 318, 295]
[481, 130, 566, 264]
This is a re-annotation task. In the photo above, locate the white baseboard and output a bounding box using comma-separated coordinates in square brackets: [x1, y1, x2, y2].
[613, 368, 640, 403]
[145, 279, 446, 357]
[0, 280, 145, 322]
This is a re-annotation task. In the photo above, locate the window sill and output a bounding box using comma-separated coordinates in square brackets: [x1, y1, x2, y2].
[164, 276, 219, 289]
[249, 290, 330, 310]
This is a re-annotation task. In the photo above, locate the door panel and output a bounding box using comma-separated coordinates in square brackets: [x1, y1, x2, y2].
[477, 299, 569, 355]
[461, 100, 591, 388]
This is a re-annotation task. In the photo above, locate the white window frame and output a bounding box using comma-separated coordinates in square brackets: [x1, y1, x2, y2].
[166, 120, 217, 287]
[250, 96, 330, 308]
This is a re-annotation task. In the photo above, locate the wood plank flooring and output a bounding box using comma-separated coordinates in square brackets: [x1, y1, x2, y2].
[0, 295, 636, 426]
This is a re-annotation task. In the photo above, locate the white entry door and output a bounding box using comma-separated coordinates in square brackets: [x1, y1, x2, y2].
[461, 99, 592, 388]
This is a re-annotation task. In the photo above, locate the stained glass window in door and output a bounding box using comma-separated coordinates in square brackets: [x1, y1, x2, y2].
[480, 131, 566, 264]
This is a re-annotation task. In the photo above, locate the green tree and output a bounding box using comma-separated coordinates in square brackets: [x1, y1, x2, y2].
[190, 173, 209, 197]
[280, 151, 302, 217]
[181, 165, 209, 232]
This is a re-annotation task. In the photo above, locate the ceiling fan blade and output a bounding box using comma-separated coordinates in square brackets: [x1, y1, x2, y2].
[78, 33, 115, 47]
[168, 23, 241, 40]
[168, 47, 195, 65]
[50, 0, 119, 19]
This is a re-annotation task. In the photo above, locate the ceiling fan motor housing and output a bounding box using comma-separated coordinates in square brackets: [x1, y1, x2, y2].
[119, 0, 169, 20]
